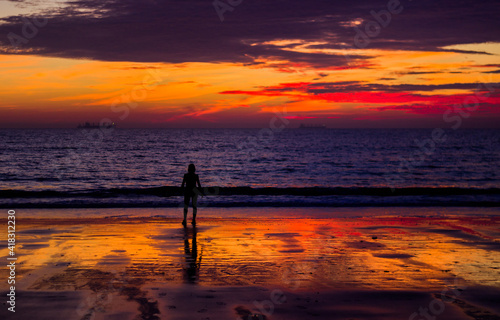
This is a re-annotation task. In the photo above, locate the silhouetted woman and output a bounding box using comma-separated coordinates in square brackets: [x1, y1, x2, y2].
[181, 163, 202, 226]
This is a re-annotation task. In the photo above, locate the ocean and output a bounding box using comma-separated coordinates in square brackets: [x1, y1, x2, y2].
[1, 128, 499, 208]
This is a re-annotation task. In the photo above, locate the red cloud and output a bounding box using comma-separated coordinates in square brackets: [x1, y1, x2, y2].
[312, 92, 500, 105]
[220, 80, 500, 109]
[373, 103, 500, 115]
[283, 115, 318, 119]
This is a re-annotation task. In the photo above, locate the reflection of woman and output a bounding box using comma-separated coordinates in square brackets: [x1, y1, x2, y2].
[183, 227, 201, 284]
[181, 163, 202, 226]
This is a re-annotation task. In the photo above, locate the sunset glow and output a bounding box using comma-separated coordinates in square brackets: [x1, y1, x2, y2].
[0, 1, 498, 128]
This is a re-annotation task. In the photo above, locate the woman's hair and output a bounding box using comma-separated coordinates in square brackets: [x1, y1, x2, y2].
[188, 163, 196, 173]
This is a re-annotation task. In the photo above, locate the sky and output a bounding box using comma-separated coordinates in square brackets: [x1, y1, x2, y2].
[0, 0, 499, 128]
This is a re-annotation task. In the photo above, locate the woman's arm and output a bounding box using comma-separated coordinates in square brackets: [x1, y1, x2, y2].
[181, 175, 186, 188]
[196, 175, 204, 196]
[196, 175, 202, 189]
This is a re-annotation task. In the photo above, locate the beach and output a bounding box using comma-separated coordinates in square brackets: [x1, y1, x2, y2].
[1, 0, 499, 318]
[1, 208, 499, 320]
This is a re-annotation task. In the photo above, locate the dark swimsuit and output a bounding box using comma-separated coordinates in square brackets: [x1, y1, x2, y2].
[183, 173, 199, 205]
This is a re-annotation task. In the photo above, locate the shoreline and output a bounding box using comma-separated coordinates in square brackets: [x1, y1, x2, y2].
[3, 186, 500, 210]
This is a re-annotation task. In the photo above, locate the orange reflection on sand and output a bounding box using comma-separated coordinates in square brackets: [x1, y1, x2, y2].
[0, 216, 498, 293]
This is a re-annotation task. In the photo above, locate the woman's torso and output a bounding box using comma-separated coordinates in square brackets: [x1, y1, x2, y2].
[184, 173, 198, 192]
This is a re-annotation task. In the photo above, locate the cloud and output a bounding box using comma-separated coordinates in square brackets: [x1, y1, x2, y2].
[305, 82, 500, 93]
[0, 0, 498, 67]
[221, 80, 500, 96]
[219, 80, 500, 116]
[283, 115, 318, 120]
[373, 103, 500, 115]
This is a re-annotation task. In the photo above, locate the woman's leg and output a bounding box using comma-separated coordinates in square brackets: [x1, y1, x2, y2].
[183, 193, 190, 225]
[192, 193, 198, 224]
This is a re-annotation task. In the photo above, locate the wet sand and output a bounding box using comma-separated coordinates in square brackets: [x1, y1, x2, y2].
[1, 211, 499, 319]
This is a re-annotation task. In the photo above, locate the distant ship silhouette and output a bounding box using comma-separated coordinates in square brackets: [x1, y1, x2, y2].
[298, 123, 327, 129]
[77, 121, 116, 129]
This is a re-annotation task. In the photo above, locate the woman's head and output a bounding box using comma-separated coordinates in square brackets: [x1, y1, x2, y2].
[188, 163, 196, 173]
